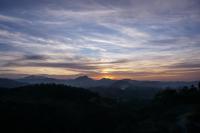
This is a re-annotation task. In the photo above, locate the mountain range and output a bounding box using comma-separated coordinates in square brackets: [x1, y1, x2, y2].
[0, 75, 197, 89]
[0, 75, 198, 100]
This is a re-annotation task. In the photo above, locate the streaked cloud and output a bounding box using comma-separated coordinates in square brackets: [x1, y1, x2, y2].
[0, 0, 200, 80]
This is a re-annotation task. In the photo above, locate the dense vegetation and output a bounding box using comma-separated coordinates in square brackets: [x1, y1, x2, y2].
[0, 83, 200, 133]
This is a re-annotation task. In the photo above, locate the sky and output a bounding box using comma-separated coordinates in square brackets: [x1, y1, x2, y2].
[0, 0, 200, 81]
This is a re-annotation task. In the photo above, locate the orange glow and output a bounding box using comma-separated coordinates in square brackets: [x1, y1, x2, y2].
[94, 74, 115, 80]
[101, 68, 115, 73]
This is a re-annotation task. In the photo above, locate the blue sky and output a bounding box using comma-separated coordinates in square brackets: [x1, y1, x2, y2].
[0, 0, 200, 80]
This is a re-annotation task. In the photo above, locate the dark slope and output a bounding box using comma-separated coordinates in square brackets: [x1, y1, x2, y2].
[1, 75, 195, 90]
[0, 84, 136, 133]
[0, 84, 200, 133]
[89, 79, 160, 100]
[17, 75, 66, 84]
[65, 76, 115, 88]
[0, 78, 26, 88]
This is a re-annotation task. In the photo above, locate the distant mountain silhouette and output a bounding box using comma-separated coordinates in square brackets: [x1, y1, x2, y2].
[110, 79, 133, 90]
[75, 75, 92, 80]
[17, 75, 65, 84]
[0, 78, 26, 88]
[66, 76, 115, 88]
[90, 79, 159, 100]
[0, 75, 198, 100]
[66, 75, 96, 88]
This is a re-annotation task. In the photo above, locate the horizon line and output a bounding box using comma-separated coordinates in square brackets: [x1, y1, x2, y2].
[0, 74, 199, 82]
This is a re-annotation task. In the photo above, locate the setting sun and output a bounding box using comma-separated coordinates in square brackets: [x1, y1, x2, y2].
[95, 74, 115, 80]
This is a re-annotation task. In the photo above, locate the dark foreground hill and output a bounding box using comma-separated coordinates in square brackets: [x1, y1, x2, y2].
[0, 84, 200, 133]
[0, 84, 135, 133]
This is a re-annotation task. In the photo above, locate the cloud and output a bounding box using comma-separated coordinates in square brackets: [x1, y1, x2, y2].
[21, 55, 48, 61]
[0, 0, 200, 80]
[3, 62, 99, 71]
[168, 62, 200, 69]
[0, 14, 31, 24]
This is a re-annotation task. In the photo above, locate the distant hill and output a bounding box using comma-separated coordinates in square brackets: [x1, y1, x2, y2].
[66, 76, 96, 88]
[65, 76, 198, 89]
[89, 79, 159, 100]
[0, 75, 198, 100]
[0, 78, 26, 88]
[17, 75, 66, 84]
[88, 79, 198, 100]
[66, 76, 115, 88]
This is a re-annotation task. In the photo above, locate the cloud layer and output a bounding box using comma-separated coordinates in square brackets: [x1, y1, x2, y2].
[0, 0, 200, 80]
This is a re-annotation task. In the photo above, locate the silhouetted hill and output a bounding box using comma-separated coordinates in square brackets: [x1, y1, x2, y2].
[110, 79, 133, 90]
[0, 78, 26, 88]
[6, 75, 196, 90]
[90, 80, 159, 100]
[88, 79, 198, 100]
[67, 76, 197, 90]
[99, 78, 115, 84]
[2, 76, 199, 102]
[66, 76, 115, 88]
[17, 75, 65, 84]
[0, 84, 102, 104]
[0, 84, 135, 133]
[66, 75, 97, 88]
[0, 76, 198, 101]
[75, 75, 91, 80]
[0, 83, 200, 133]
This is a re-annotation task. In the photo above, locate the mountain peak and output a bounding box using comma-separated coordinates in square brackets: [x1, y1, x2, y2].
[75, 75, 92, 80]
[100, 78, 112, 81]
